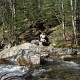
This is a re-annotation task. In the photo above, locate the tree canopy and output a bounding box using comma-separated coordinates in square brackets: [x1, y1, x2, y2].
[0, 0, 80, 47]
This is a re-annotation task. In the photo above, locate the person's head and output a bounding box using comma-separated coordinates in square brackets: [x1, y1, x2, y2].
[42, 32, 45, 35]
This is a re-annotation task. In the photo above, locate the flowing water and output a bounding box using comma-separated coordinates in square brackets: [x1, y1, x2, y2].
[0, 64, 29, 73]
[0, 53, 80, 80]
[37, 54, 80, 80]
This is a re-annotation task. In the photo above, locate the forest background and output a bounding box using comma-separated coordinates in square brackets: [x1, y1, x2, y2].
[0, 0, 80, 48]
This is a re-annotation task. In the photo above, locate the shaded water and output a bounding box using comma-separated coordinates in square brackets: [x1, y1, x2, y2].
[37, 54, 80, 80]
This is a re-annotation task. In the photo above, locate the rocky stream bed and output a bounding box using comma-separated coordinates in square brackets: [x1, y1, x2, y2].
[0, 42, 80, 80]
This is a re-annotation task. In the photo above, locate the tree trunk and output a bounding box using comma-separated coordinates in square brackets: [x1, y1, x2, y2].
[62, 0, 66, 40]
[1, 0, 7, 41]
[70, 0, 77, 44]
[12, 0, 16, 22]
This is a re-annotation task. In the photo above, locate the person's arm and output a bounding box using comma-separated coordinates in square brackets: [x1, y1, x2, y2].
[40, 34, 42, 38]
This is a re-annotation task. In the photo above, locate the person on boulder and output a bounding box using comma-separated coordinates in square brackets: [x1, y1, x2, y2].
[40, 32, 46, 42]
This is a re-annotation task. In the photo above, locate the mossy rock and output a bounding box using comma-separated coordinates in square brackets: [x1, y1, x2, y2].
[20, 40, 27, 44]
[65, 44, 72, 48]
[72, 44, 80, 49]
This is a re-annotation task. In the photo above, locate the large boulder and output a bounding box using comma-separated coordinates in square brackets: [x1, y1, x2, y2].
[0, 43, 33, 59]
[0, 43, 49, 66]
[16, 49, 40, 66]
[31, 40, 39, 45]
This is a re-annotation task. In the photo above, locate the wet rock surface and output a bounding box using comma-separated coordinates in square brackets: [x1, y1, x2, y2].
[0, 72, 26, 80]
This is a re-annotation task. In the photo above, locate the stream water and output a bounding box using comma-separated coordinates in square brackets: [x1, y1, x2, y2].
[0, 65, 28, 73]
[0, 53, 80, 80]
[38, 54, 80, 80]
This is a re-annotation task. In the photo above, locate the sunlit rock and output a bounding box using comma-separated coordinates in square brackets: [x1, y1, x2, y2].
[59, 55, 73, 61]
[16, 49, 40, 66]
[31, 40, 39, 45]
[0, 43, 49, 66]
